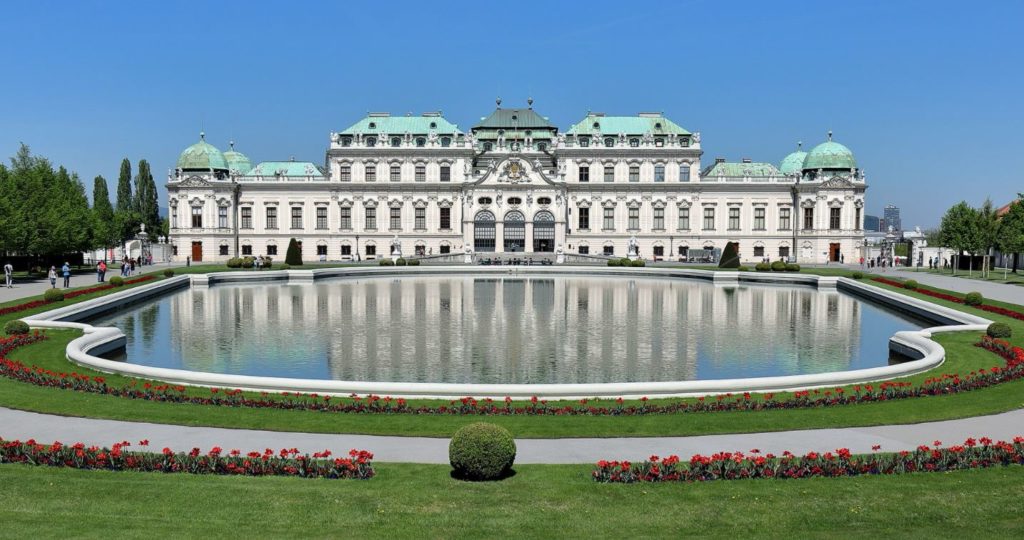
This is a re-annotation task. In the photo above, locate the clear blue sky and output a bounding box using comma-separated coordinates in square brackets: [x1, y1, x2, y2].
[2, 0, 1021, 228]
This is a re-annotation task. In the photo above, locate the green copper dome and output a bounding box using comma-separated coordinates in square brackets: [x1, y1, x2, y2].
[176, 133, 228, 171]
[802, 132, 856, 171]
[779, 143, 807, 175]
[222, 141, 252, 175]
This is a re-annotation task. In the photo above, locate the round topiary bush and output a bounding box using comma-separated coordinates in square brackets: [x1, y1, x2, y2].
[407, 258, 420, 266]
[903, 279, 918, 290]
[607, 259, 621, 267]
[987, 322, 1012, 339]
[262, 258, 273, 269]
[771, 261, 787, 272]
[109, 276, 125, 287]
[379, 258, 395, 266]
[630, 259, 645, 267]
[4, 320, 30, 335]
[852, 271, 864, 279]
[43, 288, 65, 302]
[785, 263, 800, 272]
[965, 292, 984, 306]
[755, 262, 771, 272]
[226, 258, 242, 269]
[619, 258, 632, 267]
[449, 422, 516, 481]
[163, 269, 175, 278]
[241, 256, 255, 269]
[396, 257, 407, 266]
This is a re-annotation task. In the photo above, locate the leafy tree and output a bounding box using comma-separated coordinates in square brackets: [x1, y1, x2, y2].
[976, 199, 999, 276]
[114, 158, 138, 249]
[997, 196, 1024, 273]
[285, 238, 303, 266]
[115, 158, 132, 213]
[133, 159, 160, 234]
[92, 175, 116, 253]
[940, 201, 981, 275]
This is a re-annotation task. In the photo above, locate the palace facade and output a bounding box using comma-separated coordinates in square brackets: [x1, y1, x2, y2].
[167, 101, 867, 264]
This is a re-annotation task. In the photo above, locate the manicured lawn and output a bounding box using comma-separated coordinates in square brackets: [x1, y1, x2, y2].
[0, 463, 1022, 537]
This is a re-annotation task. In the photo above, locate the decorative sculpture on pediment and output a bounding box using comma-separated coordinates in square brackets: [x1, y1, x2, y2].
[428, 130, 438, 144]
[556, 133, 565, 147]
[820, 176, 855, 189]
[180, 176, 210, 188]
[533, 158, 542, 170]
[464, 132, 475, 147]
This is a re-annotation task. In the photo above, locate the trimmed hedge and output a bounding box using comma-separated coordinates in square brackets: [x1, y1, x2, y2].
[785, 263, 800, 272]
[630, 259, 645, 267]
[738, 266, 749, 272]
[449, 423, 517, 481]
[163, 269, 175, 278]
[407, 258, 420, 266]
[771, 261, 787, 272]
[755, 262, 771, 272]
[42, 288, 65, 302]
[852, 271, 864, 279]
[3, 320, 30, 335]
[904, 279, 919, 290]
[965, 292, 984, 306]
[379, 259, 395, 266]
[226, 258, 242, 268]
[109, 276, 125, 287]
[718, 242, 740, 269]
[285, 238, 303, 266]
[396, 258, 407, 266]
[987, 322, 1012, 339]
[241, 256, 254, 269]
[607, 259, 621, 267]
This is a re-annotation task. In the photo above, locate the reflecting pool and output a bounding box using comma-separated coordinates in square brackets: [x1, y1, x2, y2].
[90, 276, 927, 384]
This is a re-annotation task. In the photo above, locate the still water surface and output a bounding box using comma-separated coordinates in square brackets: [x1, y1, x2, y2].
[91, 276, 926, 384]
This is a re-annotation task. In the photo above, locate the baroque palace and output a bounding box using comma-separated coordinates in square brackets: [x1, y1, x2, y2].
[167, 100, 866, 264]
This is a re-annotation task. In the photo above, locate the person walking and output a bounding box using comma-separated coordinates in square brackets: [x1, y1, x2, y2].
[61, 262, 71, 288]
[48, 266, 57, 288]
[3, 262, 12, 288]
[99, 260, 107, 282]
[96, 261, 104, 282]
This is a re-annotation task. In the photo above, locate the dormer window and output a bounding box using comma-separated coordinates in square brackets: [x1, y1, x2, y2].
[525, 130, 532, 137]
[340, 136, 352, 147]
[537, 142, 547, 151]
[604, 137, 615, 148]
[429, 122, 437, 129]
[629, 138, 640, 147]
[366, 137, 377, 147]
[441, 136, 451, 147]
[680, 137, 689, 147]
[592, 122, 600, 129]
[655, 138, 664, 147]
[368, 122, 376, 129]
[483, 142, 493, 151]
[511, 115, 518, 121]
[415, 137, 426, 147]
[579, 137, 590, 148]
[654, 122, 662, 129]
[390, 137, 402, 147]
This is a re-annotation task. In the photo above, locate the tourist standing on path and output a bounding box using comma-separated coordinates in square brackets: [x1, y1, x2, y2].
[61, 262, 71, 288]
[98, 260, 107, 282]
[47, 266, 57, 288]
[96, 261, 103, 282]
[3, 262, 12, 288]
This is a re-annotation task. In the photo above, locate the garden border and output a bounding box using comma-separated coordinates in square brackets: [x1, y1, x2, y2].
[20, 266, 991, 399]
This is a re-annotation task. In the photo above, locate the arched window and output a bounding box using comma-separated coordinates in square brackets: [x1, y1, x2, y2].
[629, 138, 640, 147]
[440, 136, 451, 147]
[533, 211, 555, 252]
[483, 142, 493, 151]
[365, 137, 376, 147]
[474, 211, 496, 252]
[504, 211, 525, 252]
[604, 137, 615, 147]
[537, 142, 547, 151]
[507, 197, 522, 205]
[537, 197, 552, 205]
[340, 137, 352, 147]
[390, 137, 402, 148]
[478, 197, 493, 205]
[415, 137, 426, 147]
[579, 137, 590, 148]
[429, 122, 437, 129]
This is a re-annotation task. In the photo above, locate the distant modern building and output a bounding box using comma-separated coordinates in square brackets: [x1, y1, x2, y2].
[166, 101, 867, 264]
[864, 214, 881, 232]
[883, 204, 901, 232]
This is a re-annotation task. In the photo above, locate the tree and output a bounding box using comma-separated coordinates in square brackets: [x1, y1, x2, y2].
[996, 196, 1024, 273]
[92, 175, 116, 254]
[975, 199, 999, 277]
[133, 159, 160, 234]
[285, 238, 303, 266]
[114, 158, 138, 250]
[939, 201, 979, 275]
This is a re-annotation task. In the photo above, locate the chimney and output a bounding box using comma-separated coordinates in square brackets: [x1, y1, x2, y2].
[742, 158, 752, 163]
[715, 157, 726, 164]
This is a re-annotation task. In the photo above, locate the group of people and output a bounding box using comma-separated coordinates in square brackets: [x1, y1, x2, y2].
[2, 257, 150, 292]
[927, 257, 950, 270]
[44, 263, 72, 288]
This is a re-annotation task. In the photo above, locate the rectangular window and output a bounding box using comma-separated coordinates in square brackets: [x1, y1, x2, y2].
[779, 208, 791, 230]
[703, 208, 715, 230]
[340, 165, 351, 182]
[171, 207, 177, 228]
[754, 208, 765, 230]
[217, 207, 228, 228]
[267, 245, 278, 256]
[191, 206, 202, 228]
[365, 207, 376, 229]
[390, 165, 401, 182]
[415, 165, 425, 182]
[579, 165, 589, 182]
[855, 208, 862, 230]
[653, 207, 665, 230]
[729, 208, 740, 230]
[628, 207, 640, 230]
[390, 207, 401, 230]
[440, 165, 451, 182]
[340, 207, 351, 229]
[654, 165, 665, 182]
[679, 164, 690, 182]
[266, 207, 277, 229]
[604, 165, 614, 182]
[440, 245, 450, 254]
[830, 207, 841, 230]
[440, 207, 451, 229]
[291, 207, 303, 229]
[629, 166, 640, 182]
[341, 245, 351, 256]
[415, 207, 426, 229]
[317, 245, 327, 256]
[603, 245, 614, 256]
[241, 207, 252, 229]
[653, 245, 664, 257]
[578, 207, 590, 229]
[578, 245, 589, 255]
[779, 246, 790, 258]
[603, 207, 615, 230]
[754, 246, 765, 257]
[366, 245, 376, 256]
[365, 165, 376, 182]
[241, 245, 252, 256]
[219, 244, 229, 256]
[804, 208, 814, 230]
[316, 207, 327, 229]
[678, 207, 690, 230]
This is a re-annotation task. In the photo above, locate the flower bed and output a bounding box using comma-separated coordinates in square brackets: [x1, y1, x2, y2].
[871, 276, 1024, 320]
[2, 332, 1023, 417]
[0, 437, 374, 479]
[593, 437, 1024, 482]
[0, 275, 155, 318]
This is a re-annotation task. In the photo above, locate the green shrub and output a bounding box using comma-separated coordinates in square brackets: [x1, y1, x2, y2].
[3, 320, 30, 335]
[852, 271, 864, 279]
[109, 276, 125, 287]
[241, 256, 255, 269]
[407, 258, 420, 266]
[379, 258, 395, 266]
[226, 258, 242, 268]
[279, 263, 290, 270]
[620, 258, 632, 267]
[738, 266, 749, 272]
[903, 279, 918, 290]
[987, 322, 1012, 339]
[163, 269, 175, 278]
[785, 263, 800, 272]
[718, 241, 740, 269]
[771, 261, 787, 272]
[964, 292, 984, 306]
[449, 422, 517, 481]
[396, 257, 407, 266]
[607, 259, 621, 267]
[754, 262, 771, 272]
[630, 259, 645, 267]
[43, 288, 65, 302]
[285, 238, 303, 266]
[262, 257, 273, 269]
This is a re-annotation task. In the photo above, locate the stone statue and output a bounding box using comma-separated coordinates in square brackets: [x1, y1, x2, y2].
[627, 235, 640, 260]
[390, 235, 402, 257]
[555, 243, 565, 264]
[693, 131, 701, 144]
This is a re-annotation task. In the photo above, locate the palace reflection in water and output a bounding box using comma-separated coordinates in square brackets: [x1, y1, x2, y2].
[92, 276, 924, 384]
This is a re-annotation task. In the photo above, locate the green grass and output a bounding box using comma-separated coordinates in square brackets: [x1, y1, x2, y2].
[1, 463, 1022, 537]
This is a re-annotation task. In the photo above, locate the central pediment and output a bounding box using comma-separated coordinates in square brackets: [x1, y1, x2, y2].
[473, 157, 557, 187]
